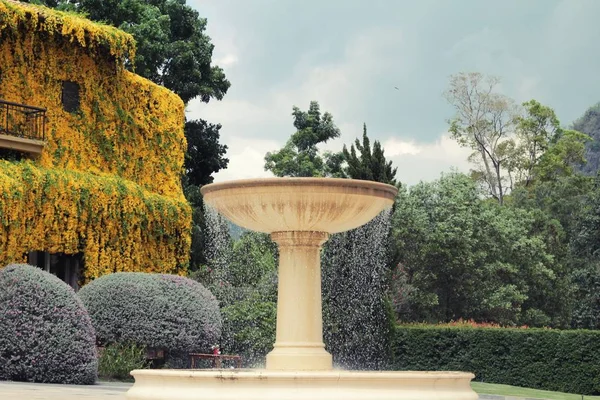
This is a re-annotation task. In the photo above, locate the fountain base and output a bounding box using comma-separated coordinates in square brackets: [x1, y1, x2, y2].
[126, 369, 477, 400]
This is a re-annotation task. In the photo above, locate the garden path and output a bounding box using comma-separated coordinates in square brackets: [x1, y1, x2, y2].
[0, 380, 130, 399]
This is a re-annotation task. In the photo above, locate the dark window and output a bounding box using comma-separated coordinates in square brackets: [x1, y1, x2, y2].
[61, 81, 80, 113]
[28, 251, 83, 291]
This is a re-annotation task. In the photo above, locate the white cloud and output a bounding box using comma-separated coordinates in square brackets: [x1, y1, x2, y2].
[214, 53, 238, 68]
[383, 134, 472, 186]
[212, 137, 279, 182]
[187, 23, 470, 186]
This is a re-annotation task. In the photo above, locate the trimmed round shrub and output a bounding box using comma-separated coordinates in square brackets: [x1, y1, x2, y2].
[78, 272, 222, 362]
[0, 264, 98, 384]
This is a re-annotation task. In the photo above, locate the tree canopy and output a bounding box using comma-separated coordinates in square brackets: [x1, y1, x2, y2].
[264, 101, 341, 177]
[34, 0, 231, 104]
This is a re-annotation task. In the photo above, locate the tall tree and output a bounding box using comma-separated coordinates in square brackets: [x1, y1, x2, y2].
[343, 124, 398, 186]
[264, 101, 341, 177]
[184, 120, 228, 187]
[509, 100, 589, 186]
[509, 100, 561, 187]
[445, 72, 518, 205]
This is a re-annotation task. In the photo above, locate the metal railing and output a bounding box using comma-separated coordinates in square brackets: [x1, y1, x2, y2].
[0, 99, 46, 141]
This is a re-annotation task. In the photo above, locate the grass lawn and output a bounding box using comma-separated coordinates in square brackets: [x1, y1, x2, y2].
[471, 382, 600, 400]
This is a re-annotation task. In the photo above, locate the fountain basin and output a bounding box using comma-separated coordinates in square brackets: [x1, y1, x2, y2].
[200, 178, 397, 234]
[127, 369, 478, 400]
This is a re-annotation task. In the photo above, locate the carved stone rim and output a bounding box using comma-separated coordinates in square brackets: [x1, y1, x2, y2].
[200, 177, 398, 199]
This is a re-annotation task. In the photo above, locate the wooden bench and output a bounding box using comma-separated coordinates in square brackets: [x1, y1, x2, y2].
[189, 353, 243, 369]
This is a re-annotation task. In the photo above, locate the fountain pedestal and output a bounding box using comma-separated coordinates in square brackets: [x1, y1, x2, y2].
[126, 178, 478, 400]
[266, 231, 331, 371]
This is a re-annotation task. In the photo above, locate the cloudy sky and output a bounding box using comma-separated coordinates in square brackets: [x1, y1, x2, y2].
[186, 0, 600, 186]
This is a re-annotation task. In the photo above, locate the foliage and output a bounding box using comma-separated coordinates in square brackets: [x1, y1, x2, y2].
[445, 73, 589, 205]
[1, 0, 135, 61]
[0, 264, 97, 384]
[78, 272, 222, 358]
[98, 342, 148, 381]
[534, 129, 590, 183]
[393, 325, 600, 395]
[1, 1, 188, 198]
[184, 120, 229, 187]
[573, 102, 600, 176]
[264, 101, 341, 177]
[568, 176, 600, 328]
[343, 123, 398, 186]
[445, 72, 518, 204]
[508, 100, 563, 186]
[0, 161, 190, 280]
[227, 231, 278, 288]
[74, 0, 230, 104]
[220, 294, 277, 368]
[391, 172, 568, 327]
[184, 180, 208, 271]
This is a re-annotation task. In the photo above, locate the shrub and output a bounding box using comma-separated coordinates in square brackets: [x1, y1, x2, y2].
[220, 295, 276, 367]
[78, 272, 222, 364]
[0, 264, 97, 384]
[393, 325, 600, 395]
[98, 343, 148, 381]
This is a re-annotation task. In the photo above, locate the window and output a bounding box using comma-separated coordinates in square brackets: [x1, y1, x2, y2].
[28, 251, 82, 290]
[61, 81, 80, 113]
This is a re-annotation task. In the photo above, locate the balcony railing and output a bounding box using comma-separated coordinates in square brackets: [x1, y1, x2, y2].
[0, 99, 47, 156]
[0, 99, 46, 140]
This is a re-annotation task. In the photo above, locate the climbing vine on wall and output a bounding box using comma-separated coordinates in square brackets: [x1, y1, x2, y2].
[0, 1, 192, 278]
[0, 161, 191, 281]
[0, 0, 186, 199]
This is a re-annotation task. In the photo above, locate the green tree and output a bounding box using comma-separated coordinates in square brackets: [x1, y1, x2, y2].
[568, 176, 600, 328]
[343, 124, 398, 186]
[445, 72, 518, 205]
[184, 120, 228, 187]
[509, 100, 562, 187]
[391, 172, 567, 326]
[264, 101, 340, 177]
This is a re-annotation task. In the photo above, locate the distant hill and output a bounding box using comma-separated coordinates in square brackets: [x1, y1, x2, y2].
[574, 103, 600, 175]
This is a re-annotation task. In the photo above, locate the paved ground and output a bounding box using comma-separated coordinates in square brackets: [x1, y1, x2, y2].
[0, 381, 536, 400]
[0, 380, 131, 399]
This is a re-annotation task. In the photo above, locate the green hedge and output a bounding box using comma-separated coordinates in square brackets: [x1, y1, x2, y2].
[393, 325, 600, 395]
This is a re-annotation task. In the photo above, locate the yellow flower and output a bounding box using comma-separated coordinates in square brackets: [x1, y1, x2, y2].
[0, 1, 192, 283]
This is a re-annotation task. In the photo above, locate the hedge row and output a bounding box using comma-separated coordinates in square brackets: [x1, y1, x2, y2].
[393, 325, 600, 395]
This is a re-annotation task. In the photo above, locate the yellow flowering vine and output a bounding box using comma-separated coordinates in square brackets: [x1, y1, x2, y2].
[0, 1, 192, 280]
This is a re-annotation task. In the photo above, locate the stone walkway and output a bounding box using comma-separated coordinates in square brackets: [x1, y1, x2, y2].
[0, 380, 131, 399]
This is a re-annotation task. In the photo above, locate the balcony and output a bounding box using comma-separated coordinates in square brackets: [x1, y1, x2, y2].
[0, 99, 47, 156]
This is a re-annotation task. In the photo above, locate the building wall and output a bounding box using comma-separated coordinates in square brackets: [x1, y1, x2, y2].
[0, 7, 186, 198]
[0, 1, 191, 281]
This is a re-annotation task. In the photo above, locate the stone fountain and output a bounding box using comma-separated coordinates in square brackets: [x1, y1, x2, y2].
[126, 177, 477, 400]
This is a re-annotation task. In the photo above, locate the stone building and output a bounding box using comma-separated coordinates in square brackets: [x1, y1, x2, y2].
[0, 0, 191, 289]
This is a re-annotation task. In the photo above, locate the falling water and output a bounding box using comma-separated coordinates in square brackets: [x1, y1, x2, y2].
[202, 203, 393, 370]
[203, 204, 233, 284]
[322, 208, 393, 370]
